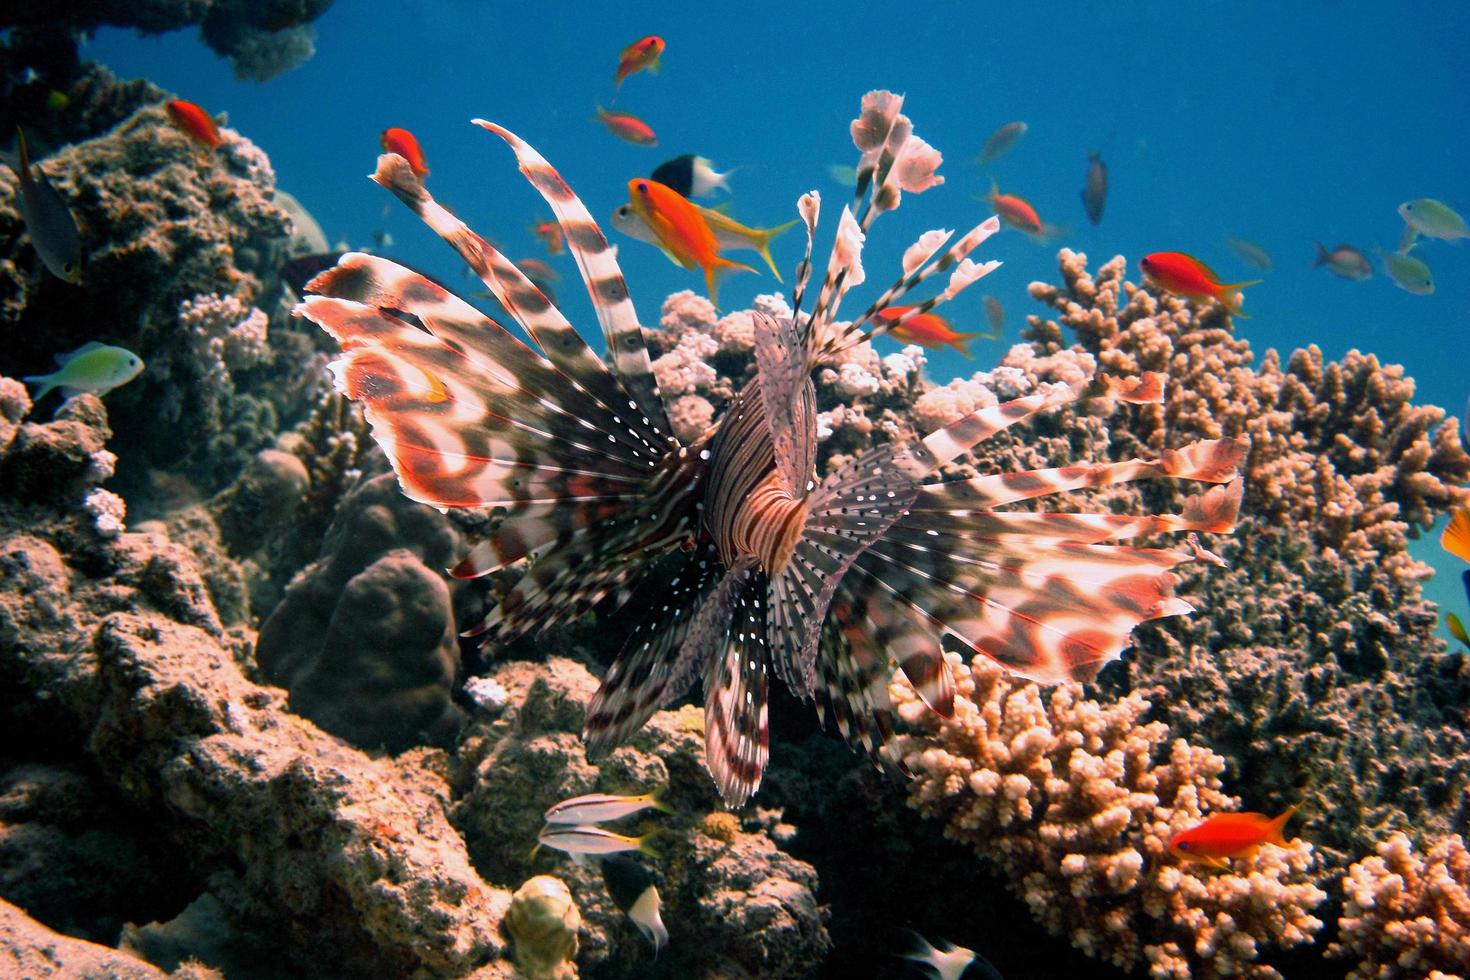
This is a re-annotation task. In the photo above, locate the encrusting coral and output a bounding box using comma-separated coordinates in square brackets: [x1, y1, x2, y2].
[892, 652, 1327, 979]
[1329, 831, 1470, 979]
[0, 383, 512, 976]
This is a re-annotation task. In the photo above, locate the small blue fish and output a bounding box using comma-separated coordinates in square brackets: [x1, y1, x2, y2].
[25, 342, 144, 403]
[1378, 247, 1434, 295]
[12, 127, 82, 284]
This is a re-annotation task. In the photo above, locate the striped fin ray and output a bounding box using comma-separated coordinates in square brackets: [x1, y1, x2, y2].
[831, 569, 952, 718]
[304, 253, 661, 465]
[700, 565, 772, 807]
[470, 444, 709, 641]
[912, 438, 1249, 511]
[473, 119, 671, 442]
[846, 531, 1201, 683]
[582, 541, 725, 756]
[370, 153, 669, 458]
[767, 442, 922, 699]
[818, 218, 1003, 359]
[815, 614, 906, 769]
[901, 480, 1245, 540]
[297, 296, 653, 513]
[752, 312, 816, 496]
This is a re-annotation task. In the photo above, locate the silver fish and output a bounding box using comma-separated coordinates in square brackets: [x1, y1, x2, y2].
[13, 127, 81, 283]
[1080, 152, 1107, 226]
[537, 824, 654, 857]
[543, 791, 670, 825]
[978, 120, 1026, 165]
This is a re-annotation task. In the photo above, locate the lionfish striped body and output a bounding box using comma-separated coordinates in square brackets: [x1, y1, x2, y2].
[295, 92, 1246, 807]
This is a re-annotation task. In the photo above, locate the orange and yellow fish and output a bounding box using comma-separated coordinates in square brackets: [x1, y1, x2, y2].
[165, 99, 222, 149]
[626, 178, 753, 307]
[597, 107, 657, 146]
[875, 306, 993, 357]
[380, 128, 428, 179]
[1139, 251, 1261, 318]
[1169, 805, 1298, 870]
[615, 35, 664, 91]
[531, 219, 565, 256]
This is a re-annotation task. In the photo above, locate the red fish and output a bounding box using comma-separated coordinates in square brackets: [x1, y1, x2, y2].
[1169, 806, 1298, 870]
[597, 107, 657, 146]
[380, 128, 428, 179]
[165, 99, 222, 148]
[626, 178, 752, 306]
[1139, 251, 1261, 318]
[531, 219, 564, 256]
[616, 36, 664, 90]
[875, 306, 991, 357]
[983, 180, 1043, 235]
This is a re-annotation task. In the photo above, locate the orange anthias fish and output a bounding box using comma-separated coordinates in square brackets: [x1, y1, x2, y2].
[165, 99, 222, 148]
[1169, 805, 1298, 870]
[616, 35, 664, 90]
[597, 107, 657, 146]
[626, 178, 752, 306]
[983, 180, 1043, 236]
[531, 219, 565, 256]
[1139, 251, 1262, 318]
[875, 306, 991, 357]
[380, 128, 428, 179]
[1444, 506, 1470, 563]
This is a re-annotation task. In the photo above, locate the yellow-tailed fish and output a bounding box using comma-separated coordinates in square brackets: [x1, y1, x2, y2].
[537, 824, 657, 857]
[12, 127, 82, 283]
[25, 342, 143, 403]
[601, 854, 669, 953]
[543, 790, 671, 825]
[611, 199, 792, 280]
[1448, 612, 1469, 648]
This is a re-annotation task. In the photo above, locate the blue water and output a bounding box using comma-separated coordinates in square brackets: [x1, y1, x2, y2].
[87, 0, 1470, 625]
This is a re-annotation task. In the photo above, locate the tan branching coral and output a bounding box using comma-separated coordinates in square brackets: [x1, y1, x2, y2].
[894, 652, 1326, 979]
[1330, 832, 1470, 979]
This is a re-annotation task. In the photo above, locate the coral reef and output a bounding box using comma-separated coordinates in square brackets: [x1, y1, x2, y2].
[255, 471, 466, 753]
[0, 0, 333, 82]
[1330, 831, 1470, 979]
[1, 897, 176, 979]
[892, 652, 1327, 979]
[0, 386, 511, 976]
[1023, 251, 1470, 867]
[0, 101, 338, 496]
[453, 657, 832, 979]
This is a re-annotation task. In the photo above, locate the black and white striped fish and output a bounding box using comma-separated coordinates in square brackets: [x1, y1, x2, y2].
[296, 91, 1245, 807]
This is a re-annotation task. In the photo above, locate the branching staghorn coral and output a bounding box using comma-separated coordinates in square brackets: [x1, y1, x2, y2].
[1025, 250, 1470, 870]
[1329, 831, 1470, 979]
[893, 652, 1327, 979]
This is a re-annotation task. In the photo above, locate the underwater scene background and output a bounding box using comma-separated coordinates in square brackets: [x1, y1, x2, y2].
[0, 1, 1467, 978]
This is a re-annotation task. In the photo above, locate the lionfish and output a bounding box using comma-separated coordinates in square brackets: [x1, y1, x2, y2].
[294, 92, 1246, 806]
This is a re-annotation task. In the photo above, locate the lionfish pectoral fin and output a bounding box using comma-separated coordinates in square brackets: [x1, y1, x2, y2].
[752, 312, 817, 496]
[583, 541, 725, 757]
[767, 443, 921, 698]
[817, 605, 909, 769]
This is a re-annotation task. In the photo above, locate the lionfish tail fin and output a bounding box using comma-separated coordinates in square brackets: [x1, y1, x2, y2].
[674, 563, 771, 807]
